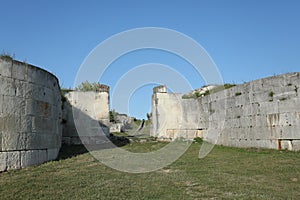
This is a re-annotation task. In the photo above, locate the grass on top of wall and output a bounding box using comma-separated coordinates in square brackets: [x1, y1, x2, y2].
[0, 142, 299, 199]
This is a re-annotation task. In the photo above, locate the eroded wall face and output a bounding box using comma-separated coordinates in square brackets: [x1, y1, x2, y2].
[62, 91, 110, 145]
[211, 73, 300, 150]
[0, 58, 62, 172]
[151, 91, 204, 140]
[151, 73, 300, 150]
[151, 92, 183, 138]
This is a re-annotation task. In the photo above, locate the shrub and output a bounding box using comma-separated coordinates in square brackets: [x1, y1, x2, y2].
[193, 137, 203, 144]
[269, 91, 274, 97]
[75, 81, 108, 92]
[0, 53, 13, 60]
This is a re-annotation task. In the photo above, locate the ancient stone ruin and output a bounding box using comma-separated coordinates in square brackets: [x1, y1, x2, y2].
[151, 73, 300, 151]
[0, 57, 110, 172]
[62, 91, 110, 145]
[0, 56, 299, 172]
[0, 58, 62, 171]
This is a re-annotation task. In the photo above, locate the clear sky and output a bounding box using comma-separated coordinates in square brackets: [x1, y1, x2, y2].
[1, 0, 300, 119]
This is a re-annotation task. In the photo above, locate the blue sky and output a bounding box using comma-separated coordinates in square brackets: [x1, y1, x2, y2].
[1, 0, 300, 119]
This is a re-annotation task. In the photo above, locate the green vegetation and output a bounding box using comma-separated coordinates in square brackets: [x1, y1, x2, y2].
[61, 88, 74, 96]
[268, 91, 275, 102]
[268, 91, 274, 97]
[133, 118, 142, 126]
[0, 52, 13, 60]
[60, 88, 74, 105]
[75, 81, 103, 92]
[109, 109, 117, 123]
[209, 83, 237, 95]
[183, 84, 236, 99]
[193, 137, 203, 144]
[0, 143, 299, 199]
[145, 119, 151, 126]
[235, 92, 242, 96]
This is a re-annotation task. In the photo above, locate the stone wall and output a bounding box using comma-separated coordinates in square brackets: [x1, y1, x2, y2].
[0, 57, 62, 172]
[62, 90, 110, 145]
[109, 114, 133, 133]
[151, 72, 300, 150]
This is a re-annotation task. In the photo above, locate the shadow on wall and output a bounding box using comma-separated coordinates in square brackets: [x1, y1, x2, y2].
[59, 98, 130, 159]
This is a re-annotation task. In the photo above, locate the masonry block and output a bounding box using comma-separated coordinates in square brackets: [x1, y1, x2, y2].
[12, 61, 26, 80]
[291, 140, 300, 151]
[2, 95, 24, 115]
[0, 59, 12, 77]
[6, 151, 21, 170]
[0, 58, 62, 172]
[1, 132, 27, 151]
[32, 117, 54, 132]
[21, 150, 40, 167]
[0, 152, 7, 171]
[47, 148, 59, 160]
[0, 114, 21, 132]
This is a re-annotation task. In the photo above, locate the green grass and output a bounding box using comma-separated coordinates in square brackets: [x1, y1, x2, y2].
[0, 143, 299, 199]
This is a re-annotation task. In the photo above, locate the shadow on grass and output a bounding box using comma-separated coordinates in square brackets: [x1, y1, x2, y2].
[57, 135, 130, 160]
[59, 99, 131, 160]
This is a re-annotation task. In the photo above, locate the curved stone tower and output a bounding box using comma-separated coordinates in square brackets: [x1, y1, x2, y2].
[0, 57, 62, 171]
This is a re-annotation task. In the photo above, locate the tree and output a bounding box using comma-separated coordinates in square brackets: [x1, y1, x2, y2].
[75, 81, 99, 92]
[110, 109, 117, 123]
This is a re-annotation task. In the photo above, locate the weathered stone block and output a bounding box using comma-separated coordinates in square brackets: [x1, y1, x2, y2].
[280, 126, 300, 139]
[46, 73, 57, 90]
[280, 140, 292, 150]
[2, 95, 24, 115]
[15, 80, 27, 98]
[0, 152, 7, 171]
[47, 148, 59, 161]
[21, 150, 48, 167]
[0, 59, 12, 77]
[0, 77, 14, 96]
[252, 91, 271, 103]
[12, 61, 26, 80]
[21, 150, 40, 167]
[26, 133, 43, 150]
[38, 150, 47, 164]
[278, 98, 300, 113]
[43, 87, 54, 104]
[0, 95, 3, 115]
[1, 132, 27, 151]
[36, 101, 52, 118]
[0, 132, 2, 150]
[6, 151, 20, 170]
[291, 140, 300, 151]
[0, 152, 7, 172]
[25, 99, 36, 116]
[26, 132, 59, 150]
[0, 59, 62, 172]
[0, 114, 21, 132]
[27, 65, 47, 86]
[20, 115, 33, 132]
[32, 117, 53, 132]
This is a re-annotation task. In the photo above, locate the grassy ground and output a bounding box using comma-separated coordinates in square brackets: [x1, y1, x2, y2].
[124, 120, 151, 137]
[0, 142, 299, 199]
